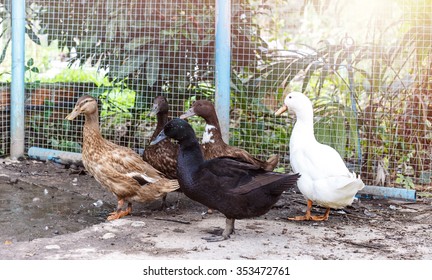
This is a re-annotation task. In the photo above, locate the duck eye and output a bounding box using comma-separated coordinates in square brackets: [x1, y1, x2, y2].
[288, 96, 292, 99]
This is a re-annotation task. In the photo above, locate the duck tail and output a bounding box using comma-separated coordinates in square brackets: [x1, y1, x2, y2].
[267, 173, 300, 195]
[134, 179, 180, 203]
[263, 154, 279, 171]
[164, 179, 181, 192]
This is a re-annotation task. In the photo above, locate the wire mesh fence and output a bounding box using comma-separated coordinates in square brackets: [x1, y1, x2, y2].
[0, 0, 430, 193]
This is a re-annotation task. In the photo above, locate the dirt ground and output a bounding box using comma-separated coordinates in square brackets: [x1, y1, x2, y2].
[0, 158, 431, 260]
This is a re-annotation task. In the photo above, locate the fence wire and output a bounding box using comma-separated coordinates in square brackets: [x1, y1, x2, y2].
[0, 0, 430, 192]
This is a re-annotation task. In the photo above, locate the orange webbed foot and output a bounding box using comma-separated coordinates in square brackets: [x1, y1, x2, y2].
[107, 199, 132, 220]
[107, 209, 131, 221]
[288, 200, 330, 221]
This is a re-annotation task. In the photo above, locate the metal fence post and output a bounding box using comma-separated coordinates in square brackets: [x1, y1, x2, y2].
[10, 0, 26, 159]
[215, 0, 231, 144]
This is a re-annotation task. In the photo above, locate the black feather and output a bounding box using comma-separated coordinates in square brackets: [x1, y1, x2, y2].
[163, 118, 300, 221]
[132, 175, 149, 186]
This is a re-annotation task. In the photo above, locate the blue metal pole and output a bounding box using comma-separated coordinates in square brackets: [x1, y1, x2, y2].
[215, 0, 231, 144]
[11, 0, 26, 159]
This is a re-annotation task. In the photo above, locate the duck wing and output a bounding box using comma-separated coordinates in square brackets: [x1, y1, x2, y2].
[292, 142, 352, 180]
[198, 157, 298, 195]
[99, 140, 164, 183]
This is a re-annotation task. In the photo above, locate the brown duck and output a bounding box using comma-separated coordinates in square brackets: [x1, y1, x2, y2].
[180, 99, 279, 171]
[143, 96, 178, 179]
[66, 95, 179, 220]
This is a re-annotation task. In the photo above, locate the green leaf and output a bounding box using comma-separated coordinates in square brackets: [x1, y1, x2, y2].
[27, 58, 34, 67]
[0, 38, 10, 65]
[26, 27, 41, 45]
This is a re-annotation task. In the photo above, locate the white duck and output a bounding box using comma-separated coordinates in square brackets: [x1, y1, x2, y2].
[275, 91, 364, 221]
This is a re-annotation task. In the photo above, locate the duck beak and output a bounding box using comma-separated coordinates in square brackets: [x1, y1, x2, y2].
[179, 107, 196, 119]
[275, 104, 288, 116]
[147, 103, 159, 117]
[65, 107, 81, 120]
[150, 130, 167, 145]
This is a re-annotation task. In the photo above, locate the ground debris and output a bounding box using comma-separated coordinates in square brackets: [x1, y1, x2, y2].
[154, 217, 191, 224]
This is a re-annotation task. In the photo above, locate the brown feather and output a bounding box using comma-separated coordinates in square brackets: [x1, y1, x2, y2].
[68, 95, 179, 211]
[143, 96, 178, 179]
[181, 100, 279, 171]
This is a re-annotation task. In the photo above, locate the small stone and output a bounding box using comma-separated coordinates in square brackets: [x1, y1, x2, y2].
[93, 200, 103, 207]
[364, 209, 377, 217]
[45, 245, 60, 250]
[44, 189, 49, 195]
[131, 221, 146, 228]
[33, 197, 40, 202]
[102, 233, 116, 239]
[0, 174, 11, 183]
[9, 178, 18, 184]
[389, 205, 397, 210]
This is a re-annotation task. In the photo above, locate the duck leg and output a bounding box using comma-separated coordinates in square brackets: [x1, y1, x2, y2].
[107, 199, 132, 220]
[288, 200, 331, 221]
[222, 218, 235, 238]
[202, 218, 235, 242]
[312, 207, 330, 221]
[159, 194, 168, 210]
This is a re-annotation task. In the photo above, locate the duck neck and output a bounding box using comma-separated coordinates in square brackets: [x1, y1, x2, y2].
[202, 113, 224, 144]
[151, 112, 169, 141]
[177, 138, 204, 181]
[291, 110, 317, 146]
[83, 112, 103, 146]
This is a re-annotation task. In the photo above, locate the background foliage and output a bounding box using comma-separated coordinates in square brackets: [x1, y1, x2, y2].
[0, 0, 430, 193]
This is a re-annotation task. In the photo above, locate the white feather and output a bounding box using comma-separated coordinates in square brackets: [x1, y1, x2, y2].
[202, 124, 216, 144]
[126, 172, 157, 183]
[284, 92, 365, 209]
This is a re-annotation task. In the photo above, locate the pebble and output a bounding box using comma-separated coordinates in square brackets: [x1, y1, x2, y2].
[0, 174, 11, 183]
[45, 245, 60, 250]
[93, 200, 103, 207]
[131, 221, 146, 228]
[32, 197, 40, 202]
[102, 233, 116, 239]
[389, 205, 397, 210]
[44, 189, 49, 195]
[9, 178, 18, 184]
[364, 209, 377, 218]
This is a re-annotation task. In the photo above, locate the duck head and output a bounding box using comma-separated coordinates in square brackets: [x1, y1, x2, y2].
[151, 118, 196, 145]
[275, 91, 313, 120]
[66, 95, 98, 120]
[180, 100, 215, 122]
[148, 96, 169, 117]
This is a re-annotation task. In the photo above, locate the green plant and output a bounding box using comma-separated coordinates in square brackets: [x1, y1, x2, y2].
[396, 173, 415, 189]
[24, 58, 40, 89]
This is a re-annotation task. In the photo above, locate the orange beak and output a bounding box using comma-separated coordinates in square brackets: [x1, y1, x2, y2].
[275, 105, 288, 116]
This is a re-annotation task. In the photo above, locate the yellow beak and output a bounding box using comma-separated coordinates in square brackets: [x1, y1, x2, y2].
[275, 105, 288, 116]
